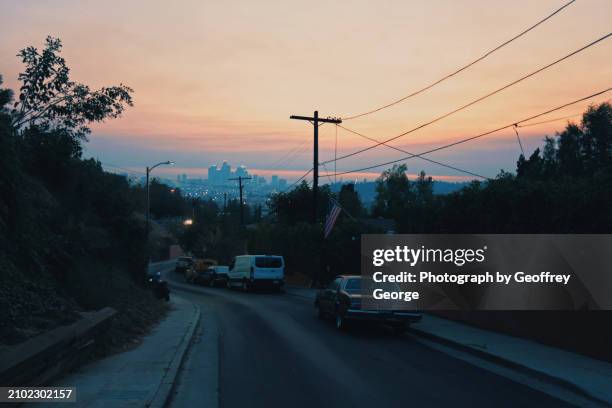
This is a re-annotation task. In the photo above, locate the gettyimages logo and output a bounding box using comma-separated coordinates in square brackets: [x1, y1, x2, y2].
[362, 234, 611, 311]
[372, 245, 487, 267]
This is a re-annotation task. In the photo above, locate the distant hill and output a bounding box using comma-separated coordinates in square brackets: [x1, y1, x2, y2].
[328, 180, 470, 205]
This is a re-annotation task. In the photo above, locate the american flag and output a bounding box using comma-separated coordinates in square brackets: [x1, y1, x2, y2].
[324, 200, 342, 239]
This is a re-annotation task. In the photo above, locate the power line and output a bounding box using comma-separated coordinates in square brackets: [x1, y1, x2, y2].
[320, 87, 611, 178]
[266, 138, 311, 170]
[337, 125, 491, 180]
[517, 99, 610, 127]
[322, 32, 611, 166]
[321, 162, 337, 184]
[101, 162, 146, 175]
[517, 112, 582, 127]
[283, 168, 313, 191]
[341, 0, 577, 120]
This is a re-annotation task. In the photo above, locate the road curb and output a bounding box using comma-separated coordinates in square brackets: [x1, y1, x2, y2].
[408, 323, 609, 406]
[147, 296, 201, 408]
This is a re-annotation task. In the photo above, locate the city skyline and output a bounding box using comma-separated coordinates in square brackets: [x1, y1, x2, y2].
[1, 0, 610, 182]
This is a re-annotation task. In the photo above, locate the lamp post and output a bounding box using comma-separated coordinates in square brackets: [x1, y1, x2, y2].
[146, 161, 174, 238]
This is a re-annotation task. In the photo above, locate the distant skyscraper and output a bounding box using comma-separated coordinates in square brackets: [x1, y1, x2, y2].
[235, 165, 248, 178]
[220, 161, 231, 182]
[271, 175, 279, 188]
[208, 165, 218, 184]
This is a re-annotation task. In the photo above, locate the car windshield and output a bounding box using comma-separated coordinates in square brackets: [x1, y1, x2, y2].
[344, 278, 361, 293]
[255, 257, 282, 268]
[345, 278, 399, 293]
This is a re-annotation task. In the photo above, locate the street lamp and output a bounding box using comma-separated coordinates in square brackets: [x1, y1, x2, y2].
[146, 160, 174, 238]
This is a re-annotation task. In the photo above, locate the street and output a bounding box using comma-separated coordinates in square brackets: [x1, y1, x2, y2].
[152, 264, 572, 408]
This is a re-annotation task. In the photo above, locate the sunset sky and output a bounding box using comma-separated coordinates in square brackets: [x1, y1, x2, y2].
[1, 0, 610, 182]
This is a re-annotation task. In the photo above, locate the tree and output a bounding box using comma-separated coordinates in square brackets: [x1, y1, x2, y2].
[581, 103, 612, 171]
[373, 164, 413, 220]
[337, 183, 363, 218]
[11, 36, 133, 140]
[516, 149, 544, 180]
[556, 123, 583, 176]
[269, 181, 331, 224]
[414, 171, 434, 205]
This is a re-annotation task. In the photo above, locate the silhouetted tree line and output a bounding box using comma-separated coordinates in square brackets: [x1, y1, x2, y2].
[174, 197, 263, 262]
[432, 102, 611, 233]
[251, 182, 372, 283]
[253, 102, 611, 283]
[0, 37, 162, 344]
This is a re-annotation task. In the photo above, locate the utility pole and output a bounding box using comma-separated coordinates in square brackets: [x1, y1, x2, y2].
[228, 176, 252, 226]
[145, 160, 174, 238]
[290, 111, 341, 223]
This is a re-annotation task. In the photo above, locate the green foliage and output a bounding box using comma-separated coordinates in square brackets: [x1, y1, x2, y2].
[247, 102, 612, 285]
[247, 222, 322, 278]
[360, 103, 612, 234]
[11, 36, 133, 139]
[518, 103, 612, 178]
[268, 181, 331, 224]
[373, 166, 437, 232]
[337, 183, 364, 218]
[148, 180, 188, 219]
[0, 37, 151, 345]
[250, 181, 374, 284]
[173, 196, 262, 262]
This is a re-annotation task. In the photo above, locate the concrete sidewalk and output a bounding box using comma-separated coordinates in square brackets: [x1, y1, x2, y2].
[30, 296, 200, 408]
[283, 285, 612, 405]
[412, 314, 612, 405]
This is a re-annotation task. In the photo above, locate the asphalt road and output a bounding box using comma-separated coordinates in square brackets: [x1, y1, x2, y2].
[157, 265, 572, 408]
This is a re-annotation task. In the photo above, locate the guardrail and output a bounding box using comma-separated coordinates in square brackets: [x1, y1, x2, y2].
[0, 307, 116, 387]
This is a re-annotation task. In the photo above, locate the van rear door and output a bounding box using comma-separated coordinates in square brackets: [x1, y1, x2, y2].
[253, 256, 284, 280]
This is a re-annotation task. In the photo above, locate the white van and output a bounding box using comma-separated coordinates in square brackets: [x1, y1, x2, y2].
[227, 255, 284, 291]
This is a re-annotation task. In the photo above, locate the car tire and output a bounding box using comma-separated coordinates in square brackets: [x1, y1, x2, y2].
[316, 305, 325, 319]
[226, 279, 232, 289]
[242, 279, 249, 292]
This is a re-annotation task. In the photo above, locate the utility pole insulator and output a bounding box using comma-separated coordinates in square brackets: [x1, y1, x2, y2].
[290, 111, 341, 223]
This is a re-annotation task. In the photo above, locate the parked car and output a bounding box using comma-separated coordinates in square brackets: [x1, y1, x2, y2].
[315, 275, 421, 333]
[185, 259, 217, 285]
[194, 265, 229, 286]
[186, 258, 217, 284]
[174, 256, 193, 274]
[209, 265, 229, 287]
[227, 255, 284, 291]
